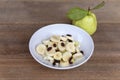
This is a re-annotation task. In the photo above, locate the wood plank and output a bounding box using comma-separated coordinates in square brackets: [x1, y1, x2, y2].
[0, 0, 120, 24]
[0, 23, 120, 80]
[0, 0, 102, 1]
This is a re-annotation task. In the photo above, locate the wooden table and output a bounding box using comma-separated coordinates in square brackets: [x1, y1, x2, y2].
[0, 0, 120, 80]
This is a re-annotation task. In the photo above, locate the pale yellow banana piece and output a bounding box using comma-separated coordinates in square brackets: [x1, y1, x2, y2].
[36, 44, 46, 55]
[53, 52, 62, 60]
[43, 40, 52, 47]
[60, 36, 67, 41]
[44, 56, 54, 63]
[73, 53, 83, 60]
[71, 58, 75, 63]
[62, 52, 72, 61]
[60, 61, 69, 67]
[66, 43, 75, 52]
[50, 35, 60, 42]
[76, 47, 80, 53]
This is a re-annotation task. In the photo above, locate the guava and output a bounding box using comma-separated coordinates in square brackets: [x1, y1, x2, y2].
[73, 12, 97, 35]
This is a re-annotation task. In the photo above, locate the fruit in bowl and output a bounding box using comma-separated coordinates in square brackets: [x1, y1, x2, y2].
[36, 34, 84, 67]
[29, 24, 94, 70]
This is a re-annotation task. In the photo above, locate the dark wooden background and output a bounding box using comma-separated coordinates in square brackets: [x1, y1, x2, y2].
[0, 0, 120, 80]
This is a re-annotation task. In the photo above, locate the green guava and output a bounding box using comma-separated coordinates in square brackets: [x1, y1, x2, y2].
[73, 12, 97, 35]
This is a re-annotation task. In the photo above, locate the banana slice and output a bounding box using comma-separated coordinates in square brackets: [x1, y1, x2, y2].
[62, 52, 72, 61]
[60, 36, 67, 41]
[44, 56, 54, 63]
[58, 42, 66, 52]
[73, 53, 83, 60]
[66, 43, 75, 52]
[36, 44, 46, 55]
[60, 61, 69, 67]
[43, 40, 52, 47]
[53, 52, 62, 60]
[50, 35, 60, 42]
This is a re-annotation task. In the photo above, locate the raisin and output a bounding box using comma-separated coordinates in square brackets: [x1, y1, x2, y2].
[66, 34, 72, 37]
[53, 62, 56, 66]
[53, 43, 57, 47]
[53, 59, 60, 66]
[54, 59, 60, 63]
[56, 49, 60, 52]
[72, 52, 77, 55]
[61, 42, 65, 47]
[80, 50, 84, 55]
[47, 47, 52, 51]
[60, 39, 63, 41]
[69, 57, 73, 64]
[67, 39, 73, 42]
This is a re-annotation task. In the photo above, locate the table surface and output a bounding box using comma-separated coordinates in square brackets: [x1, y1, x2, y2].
[0, 0, 120, 80]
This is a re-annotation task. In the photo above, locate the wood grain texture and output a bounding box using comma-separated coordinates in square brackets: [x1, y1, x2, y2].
[0, 23, 120, 80]
[0, 0, 120, 80]
[0, 0, 120, 24]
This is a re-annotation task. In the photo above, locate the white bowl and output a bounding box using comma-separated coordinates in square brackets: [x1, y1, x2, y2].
[29, 24, 94, 70]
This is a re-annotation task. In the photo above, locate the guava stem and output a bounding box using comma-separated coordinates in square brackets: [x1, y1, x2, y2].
[88, 7, 91, 11]
[87, 7, 91, 15]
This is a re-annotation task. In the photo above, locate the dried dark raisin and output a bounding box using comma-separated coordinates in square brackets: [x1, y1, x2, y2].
[53, 43, 57, 47]
[72, 52, 77, 55]
[60, 39, 63, 41]
[66, 34, 72, 37]
[53, 59, 60, 66]
[56, 49, 60, 52]
[53, 62, 56, 66]
[47, 47, 52, 51]
[54, 59, 60, 63]
[69, 57, 73, 64]
[80, 50, 84, 55]
[67, 39, 73, 42]
[61, 42, 65, 47]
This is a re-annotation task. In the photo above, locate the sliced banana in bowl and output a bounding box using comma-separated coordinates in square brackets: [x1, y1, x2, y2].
[35, 34, 85, 68]
[29, 24, 94, 70]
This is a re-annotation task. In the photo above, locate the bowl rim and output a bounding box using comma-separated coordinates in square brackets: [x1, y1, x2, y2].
[29, 23, 94, 70]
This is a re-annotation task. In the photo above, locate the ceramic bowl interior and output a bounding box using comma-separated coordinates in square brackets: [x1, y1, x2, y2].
[29, 24, 94, 70]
